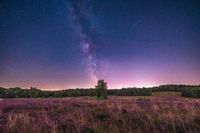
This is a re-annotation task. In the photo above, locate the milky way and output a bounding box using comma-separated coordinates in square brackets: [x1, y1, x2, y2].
[68, 0, 100, 82]
[0, 0, 200, 89]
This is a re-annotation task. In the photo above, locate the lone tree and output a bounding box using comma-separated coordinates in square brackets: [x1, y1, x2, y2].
[95, 80, 107, 99]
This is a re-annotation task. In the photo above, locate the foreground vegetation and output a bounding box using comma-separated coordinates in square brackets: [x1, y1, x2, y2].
[0, 83, 200, 132]
[181, 87, 200, 98]
[0, 94, 200, 133]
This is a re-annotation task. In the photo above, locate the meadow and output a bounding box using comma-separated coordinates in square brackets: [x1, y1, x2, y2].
[1, 92, 200, 133]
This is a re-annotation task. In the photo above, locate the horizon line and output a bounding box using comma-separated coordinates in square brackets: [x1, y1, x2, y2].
[1, 83, 200, 91]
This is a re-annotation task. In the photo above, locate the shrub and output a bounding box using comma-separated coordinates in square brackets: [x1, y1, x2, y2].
[181, 87, 200, 98]
[191, 87, 200, 98]
[181, 88, 191, 97]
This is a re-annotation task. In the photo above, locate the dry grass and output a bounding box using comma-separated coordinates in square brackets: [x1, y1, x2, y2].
[0, 93, 200, 133]
[152, 91, 181, 97]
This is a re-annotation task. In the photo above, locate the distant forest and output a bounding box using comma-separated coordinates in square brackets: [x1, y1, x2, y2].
[0, 84, 200, 98]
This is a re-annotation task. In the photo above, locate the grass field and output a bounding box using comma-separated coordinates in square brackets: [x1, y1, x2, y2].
[0, 92, 200, 133]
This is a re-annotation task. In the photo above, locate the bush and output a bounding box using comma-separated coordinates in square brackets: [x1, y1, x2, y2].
[191, 87, 200, 98]
[181, 88, 191, 97]
[181, 87, 200, 98]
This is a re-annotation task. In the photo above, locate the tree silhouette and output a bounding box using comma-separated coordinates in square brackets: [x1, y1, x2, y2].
[96, 80, 107, 99]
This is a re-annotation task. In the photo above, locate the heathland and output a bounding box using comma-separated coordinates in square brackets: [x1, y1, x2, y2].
[0, 90, 200, 133]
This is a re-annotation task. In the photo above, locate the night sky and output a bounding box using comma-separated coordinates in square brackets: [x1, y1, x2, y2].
[0, 0, 200, 89]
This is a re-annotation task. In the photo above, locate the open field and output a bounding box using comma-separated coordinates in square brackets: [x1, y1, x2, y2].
[0, 92, 200, 133]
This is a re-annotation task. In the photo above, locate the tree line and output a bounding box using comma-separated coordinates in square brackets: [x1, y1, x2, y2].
[150, 85, 200, 98]
[0, 83, 199, 98]
[0, 87, 151, 98]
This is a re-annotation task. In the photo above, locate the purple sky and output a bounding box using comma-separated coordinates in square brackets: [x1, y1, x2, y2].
[0, 0, 200, 89]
